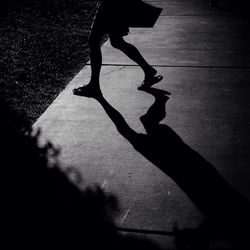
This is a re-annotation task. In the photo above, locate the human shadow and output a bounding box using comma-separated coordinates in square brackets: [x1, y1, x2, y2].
[216, 2, 250, 19]
[0, 100, 164, 250]
[93, 87, 250, 249]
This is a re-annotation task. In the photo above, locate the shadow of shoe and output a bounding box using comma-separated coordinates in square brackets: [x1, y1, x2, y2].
[139, 87, 171, 131]
[138, 75, 164, 90]
[140, 86, 171, 96]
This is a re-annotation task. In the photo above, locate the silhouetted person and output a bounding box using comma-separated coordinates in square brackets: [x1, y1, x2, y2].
[89, 87, 250, 249]
[73, 0, 163, 96]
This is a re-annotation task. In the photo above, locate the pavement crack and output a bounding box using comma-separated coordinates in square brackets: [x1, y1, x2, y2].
[102, 66, 126, 76]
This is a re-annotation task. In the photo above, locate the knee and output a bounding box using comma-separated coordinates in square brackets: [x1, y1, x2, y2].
[89, 40, 101, 51]
[110, 37, 124, 49]
[88, 34, 102, 49]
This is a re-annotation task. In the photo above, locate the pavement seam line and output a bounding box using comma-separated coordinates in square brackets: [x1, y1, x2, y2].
[86, 63, 250, 69]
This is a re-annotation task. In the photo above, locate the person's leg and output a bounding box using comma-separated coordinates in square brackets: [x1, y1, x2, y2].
[89, 31, 103, 87]
[109, 34, 156, 78]
[73, 30, 103, 96]
[110, 34, 163, 89]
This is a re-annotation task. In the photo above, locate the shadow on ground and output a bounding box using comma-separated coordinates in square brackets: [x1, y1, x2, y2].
[2, 89, 249, 249]
[216, 0, 250, 18]
[92, 85, 250, 250]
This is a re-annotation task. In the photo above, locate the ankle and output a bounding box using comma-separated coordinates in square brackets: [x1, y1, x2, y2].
[144, 67, 157, 78]
[89, 79, 100, 86]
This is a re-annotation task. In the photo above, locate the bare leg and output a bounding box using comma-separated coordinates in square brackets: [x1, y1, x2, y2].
[109, 35, 156, 78]
[109, 34, 163, 89]
[73, 31, 103, 96]
[89, 35, 102, 86]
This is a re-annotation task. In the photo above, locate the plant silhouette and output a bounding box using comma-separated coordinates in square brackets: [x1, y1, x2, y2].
[93, 86, 250, 249]
[0, 100, 164, 250]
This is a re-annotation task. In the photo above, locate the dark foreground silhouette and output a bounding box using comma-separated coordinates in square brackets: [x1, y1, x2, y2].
[0, 100, 164, 250]
[91, 87, 250, 249]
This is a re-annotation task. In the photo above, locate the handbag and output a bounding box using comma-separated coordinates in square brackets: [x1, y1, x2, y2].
[127, 1, 163, 28]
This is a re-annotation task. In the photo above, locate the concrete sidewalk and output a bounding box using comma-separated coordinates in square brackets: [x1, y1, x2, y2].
[34, 1, 250, 249]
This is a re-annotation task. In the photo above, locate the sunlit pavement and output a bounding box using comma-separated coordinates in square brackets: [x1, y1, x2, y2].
[34, 1, 250, 249]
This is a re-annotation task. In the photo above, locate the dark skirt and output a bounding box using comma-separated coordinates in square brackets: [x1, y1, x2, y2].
[91, 2, 130, 37]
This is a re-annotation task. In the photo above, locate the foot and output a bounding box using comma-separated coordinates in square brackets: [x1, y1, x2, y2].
[73, 84, 101, 97]
[138, 69, 163, 90]
[145, 67, 158, 79]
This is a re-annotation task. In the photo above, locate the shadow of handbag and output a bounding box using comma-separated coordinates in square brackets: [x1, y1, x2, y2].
[127, 1, 163, 28]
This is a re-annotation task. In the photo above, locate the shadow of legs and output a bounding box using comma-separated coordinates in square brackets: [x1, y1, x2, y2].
[94, 88, 250, 249]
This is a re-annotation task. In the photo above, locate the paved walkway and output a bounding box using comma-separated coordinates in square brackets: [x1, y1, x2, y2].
[34, 1, 250, 249]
